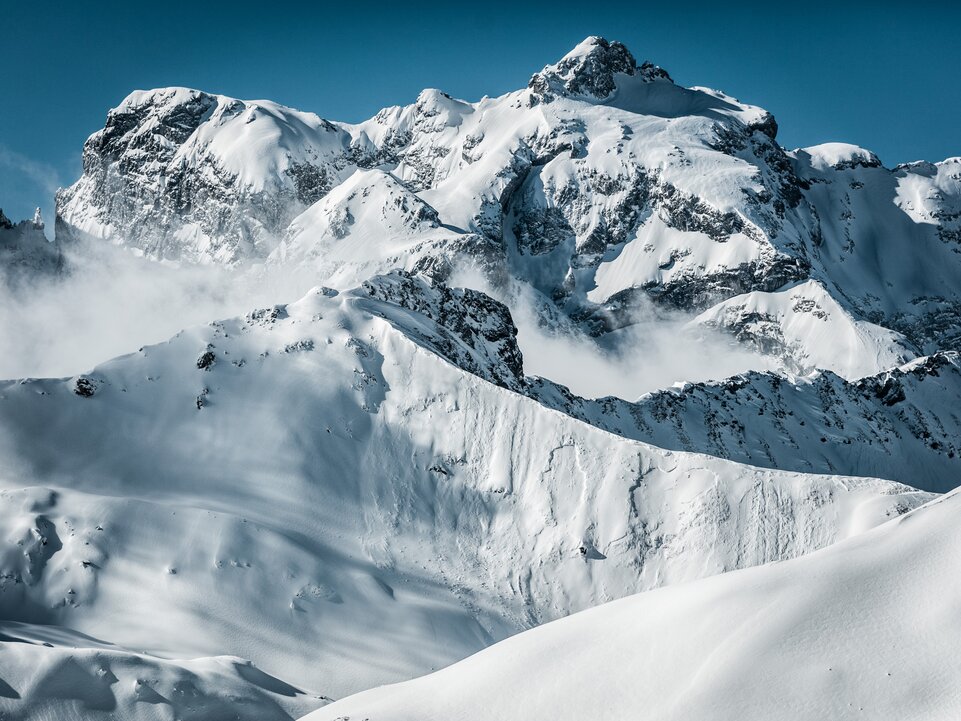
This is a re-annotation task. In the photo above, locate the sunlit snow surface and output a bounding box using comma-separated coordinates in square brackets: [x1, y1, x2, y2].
[3, 34, 961, 721]
[305, 489, 961, 721]
[0, 276, 929, 714]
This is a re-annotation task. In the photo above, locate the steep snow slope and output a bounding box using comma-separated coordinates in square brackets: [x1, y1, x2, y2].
[304, 489, 961, 721]
[0, 621, 328, 720]
[270, 168, 500, 288]
[534, 352, 961, 492]
[792, 148, 961, 353]
[0, 273, 928, 698]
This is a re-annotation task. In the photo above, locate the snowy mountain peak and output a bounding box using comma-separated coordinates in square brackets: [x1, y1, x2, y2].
[795, 142, 883, 171]
[528, 36, 670, 103]
[57, 85, 353, 263]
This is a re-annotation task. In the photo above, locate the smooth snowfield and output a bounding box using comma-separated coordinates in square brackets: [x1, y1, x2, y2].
[0, 275, 929, 700]
[305, 489, 961, 721]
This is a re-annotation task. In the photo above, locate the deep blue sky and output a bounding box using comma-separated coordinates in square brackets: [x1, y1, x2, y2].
[2, 0, 959, 227]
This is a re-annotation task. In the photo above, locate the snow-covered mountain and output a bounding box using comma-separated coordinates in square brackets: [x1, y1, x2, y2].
[56, 87, 355, 264]
[0, 273, 929, 711]
[304, 487, 961, 721]
[5, 34, 961, 720]
[55, 37, 961, 378]
[534, 351, 961, 492]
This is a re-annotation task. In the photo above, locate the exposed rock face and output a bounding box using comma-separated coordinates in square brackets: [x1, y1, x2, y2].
[531, 351, 961, 493]
[360, 270, 526, 391]
[56, 88, 354, 263]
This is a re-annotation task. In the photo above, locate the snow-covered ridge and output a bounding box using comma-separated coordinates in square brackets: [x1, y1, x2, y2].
[0, 621, 328, 721]
[0, 273, 929, 703]
[692, 279, 916, 378]
[534, 351, 961, 492]
[796, 142, 882, 171]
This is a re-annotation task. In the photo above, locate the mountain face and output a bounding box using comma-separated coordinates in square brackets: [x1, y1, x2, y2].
[56, 87, 355, 264]
[0, 272, 929, 705]
[4, 34, 961, 720]
[55, 37, 961, 379]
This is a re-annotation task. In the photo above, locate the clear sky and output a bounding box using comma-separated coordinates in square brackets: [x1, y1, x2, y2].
[1, 0, 959, 226]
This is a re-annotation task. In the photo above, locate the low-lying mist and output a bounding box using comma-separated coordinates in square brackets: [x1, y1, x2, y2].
[448, 268, 776, 402]
[515, 308, 776, 401]
[2, 246, 775, 401]
[0, 242, 316, 379]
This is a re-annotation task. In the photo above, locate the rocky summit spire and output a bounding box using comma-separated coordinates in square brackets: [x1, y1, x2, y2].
[528, 36, 671, 104]
[32, 207, 44, 230]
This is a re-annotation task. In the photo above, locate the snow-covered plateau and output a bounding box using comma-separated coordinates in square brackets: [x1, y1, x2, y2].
[2, 35, 960, 720]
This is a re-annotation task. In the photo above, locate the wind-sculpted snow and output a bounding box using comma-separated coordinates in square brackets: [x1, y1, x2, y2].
[0, 274, 929, 703]
[303, 489, 961, 721]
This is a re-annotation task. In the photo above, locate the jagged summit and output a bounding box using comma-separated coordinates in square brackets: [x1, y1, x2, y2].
[528, 36, 671, 102]
[52, 39, 961, 374]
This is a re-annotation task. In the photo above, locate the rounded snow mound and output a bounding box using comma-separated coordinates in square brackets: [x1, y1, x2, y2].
[797, 142, 882, 171]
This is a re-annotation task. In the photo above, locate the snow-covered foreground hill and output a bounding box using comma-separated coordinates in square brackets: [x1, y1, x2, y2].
[0, 274, 929, 712]
[304, 488, 961, 721]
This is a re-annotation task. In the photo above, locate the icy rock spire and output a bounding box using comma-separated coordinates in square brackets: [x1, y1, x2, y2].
[528, 36, 671, 104]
